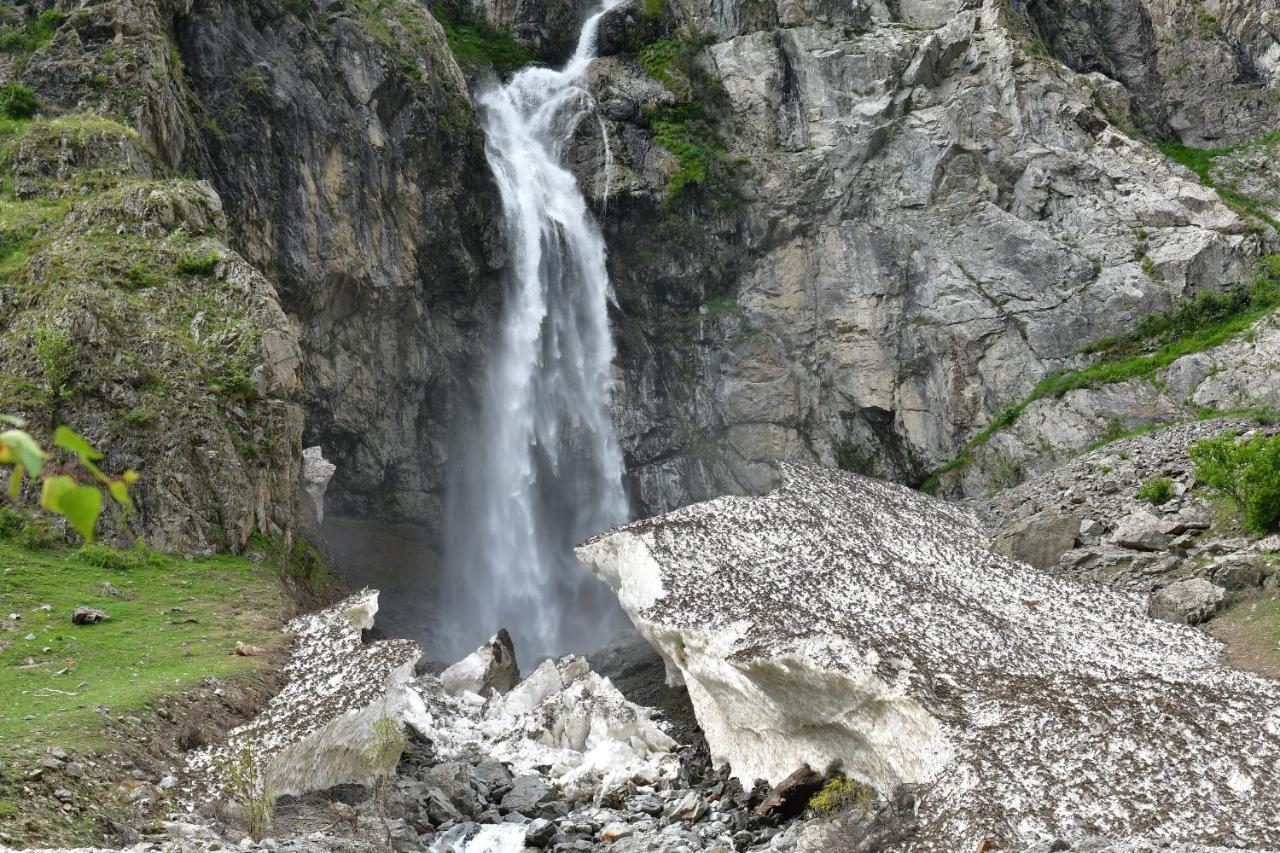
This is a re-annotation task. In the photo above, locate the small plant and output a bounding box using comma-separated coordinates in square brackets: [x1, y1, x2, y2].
[78, 542, 160, 571]
[212, 744, 275, 841]
[0, 83, 37, 120]
[1137, 475, 1175, 505]
[175, 250, 221, 277]
[808, 775, 873, 819]
[365, 717, 407, 847]
[1191, 431, 1280, 535]
[34, 328, 75, 398]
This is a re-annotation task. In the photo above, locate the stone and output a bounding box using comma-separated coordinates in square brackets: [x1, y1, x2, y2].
[501, 775, 554, 815]
[578, 464, 1280, 846]
[439, 629, 519, 697]
[525, 817, 557, 847]
[1148, 578, 1228, 626]
[1212, 556, 1264, 590]
[991, 512, 1080, 570]
[754, 766, 824, 821]
[1110, 510, 1171, 551]
[71, 607, 109, 625]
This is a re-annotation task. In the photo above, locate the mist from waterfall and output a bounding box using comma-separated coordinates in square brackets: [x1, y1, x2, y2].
[439, 0, 630, 665]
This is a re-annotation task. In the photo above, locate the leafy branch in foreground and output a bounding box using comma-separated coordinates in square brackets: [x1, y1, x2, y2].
[0, 416, 136, 541]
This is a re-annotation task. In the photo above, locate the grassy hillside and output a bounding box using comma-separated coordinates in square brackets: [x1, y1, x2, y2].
[0, 536, 295, 845]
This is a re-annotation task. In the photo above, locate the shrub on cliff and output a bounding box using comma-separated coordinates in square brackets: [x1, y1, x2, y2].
[0, 84, 37, 120]
[1191, 431, 1280, 534]
[1138, 475, 1175, 505]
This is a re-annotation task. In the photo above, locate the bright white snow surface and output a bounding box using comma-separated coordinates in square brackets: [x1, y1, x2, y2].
[577, 462, 1280, 849]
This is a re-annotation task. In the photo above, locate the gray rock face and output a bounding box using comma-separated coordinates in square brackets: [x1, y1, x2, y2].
[1029, 0, 1280, 146]
[174, 0, 504, 529]
[570, 0, 1276, 515]
[578, 463, 1280, 848]
[1148, 577, 1227, 625]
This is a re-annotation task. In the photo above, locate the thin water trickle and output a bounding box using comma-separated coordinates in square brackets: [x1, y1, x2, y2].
[440, 0, 630, 665]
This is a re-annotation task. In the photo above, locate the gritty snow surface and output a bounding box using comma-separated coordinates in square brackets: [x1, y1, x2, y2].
[576, 463, 1280, 850]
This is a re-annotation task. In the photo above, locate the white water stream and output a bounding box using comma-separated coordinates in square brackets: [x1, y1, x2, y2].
[440, 0, 630, 665]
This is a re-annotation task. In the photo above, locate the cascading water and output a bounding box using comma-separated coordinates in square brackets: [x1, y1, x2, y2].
[439, 0, 630, 665]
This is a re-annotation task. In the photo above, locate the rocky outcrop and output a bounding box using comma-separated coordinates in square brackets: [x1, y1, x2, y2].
[566, 0, 1278, 514]
[174, 0, 504, 527]
[577, 463, 1280, 848]
[1026, 0, 1280, 146]
[0, 112, 304, 552]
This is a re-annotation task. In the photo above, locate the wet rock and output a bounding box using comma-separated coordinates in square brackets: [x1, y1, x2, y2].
[526, 816, 557, 847]
[1148, 578, 1227, 625]
[501, 775, 554, 815]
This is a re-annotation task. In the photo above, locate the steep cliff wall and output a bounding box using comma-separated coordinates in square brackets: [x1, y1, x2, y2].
[561, 0, 1280, 509]
[0, 0, 502, 548]
[174, 0, 503, 526]
[0, 1, 305, 551]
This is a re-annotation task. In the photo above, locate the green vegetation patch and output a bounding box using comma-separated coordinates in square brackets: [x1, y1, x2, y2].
[0, 9, 66, 55]
[1137, 475, 1175, 505]
[636, 31, 736, 203]
[0, 84, 37, 121]
[431, 5, 534, 77]
[1191, 431, 1280, 534]
[808, 776, 873, 819]
[1159, 132, 1280, 232]
[0, 539, 288, 756]
[922, 256, 1280, 490]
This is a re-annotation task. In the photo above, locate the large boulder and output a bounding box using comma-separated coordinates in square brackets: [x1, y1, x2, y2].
[990, 511, 1080, 569]
[577, 464, 1280, 849]
[1148, 578, 1228, 625]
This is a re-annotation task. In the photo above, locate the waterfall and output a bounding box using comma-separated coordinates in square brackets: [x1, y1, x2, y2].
[439, 0, 630, 665]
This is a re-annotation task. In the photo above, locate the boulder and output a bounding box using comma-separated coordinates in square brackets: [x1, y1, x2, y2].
[754, 765, 825, 821]
[525, 817, 557, 847]
[71, 606, 109, 625]
[1148, 578, 1228, 625]
[991, 512, 1080, 569]
[577, 464, 1280, 848]
[500, 775, 554, 815]
[1110, 509, 1172, 551]
[440, 629, 520, 697]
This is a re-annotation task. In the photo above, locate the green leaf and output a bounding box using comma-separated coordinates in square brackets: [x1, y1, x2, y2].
[41, 475, 102, 542]
[53, 425, 104, 462]
[8, 463, 22, 499]
[107, 479, 132, 509]
[1, 429, 45, 477]
[0, 414, 26, 427]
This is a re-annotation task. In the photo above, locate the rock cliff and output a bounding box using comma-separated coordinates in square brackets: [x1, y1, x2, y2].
[556, 0, 1280, 509]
